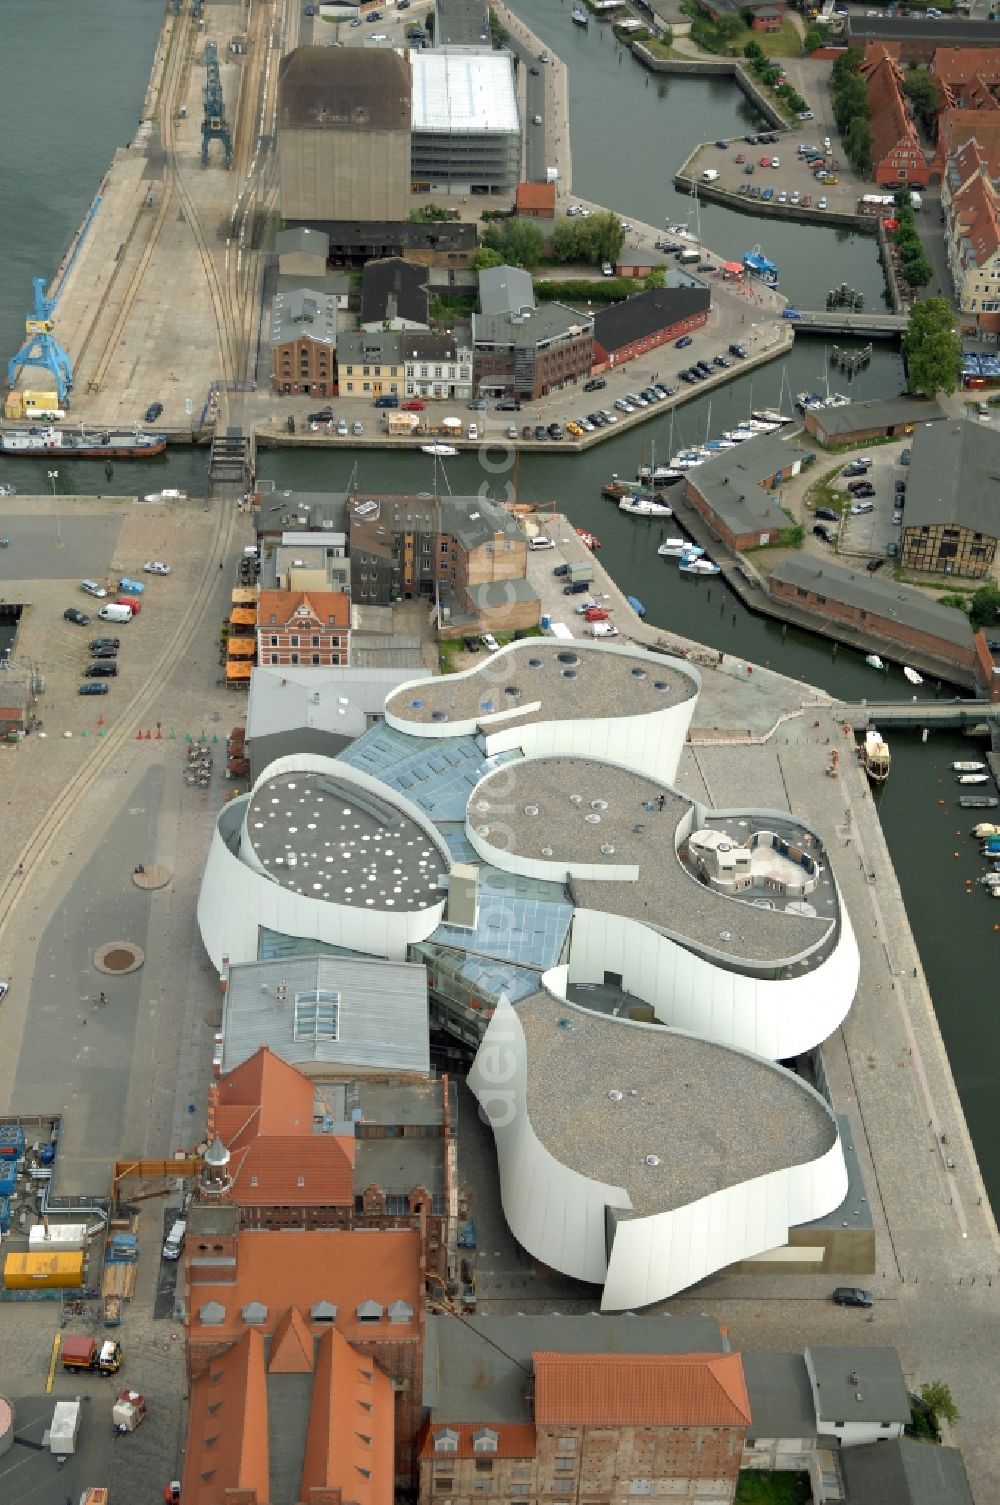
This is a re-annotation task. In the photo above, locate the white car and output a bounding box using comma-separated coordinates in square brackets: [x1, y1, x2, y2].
[602, 262, 614, 277]
[824, 136, 832, 151]
[370, 31, 388, 39]
[143, 560, 171, 575]
[771, 156, 780, 168]
[599, 409, 618, 424]
[818, 196, 828, 210]
[468, 423, 479, 440]
[590, 621, 619, 638]
[81, 580, 107, 598]
[614, 398, 634, 413]
[0, 980, 8, 1002]
[527, 536, 555, 551]
[778, 190, 788, 203]
[481, 633, 500, 652]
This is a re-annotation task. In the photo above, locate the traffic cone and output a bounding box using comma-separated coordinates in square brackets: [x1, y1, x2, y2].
[136, 728, 143, 740]
[144, 729, 152, 740]
[97, 714, 105, 725]
[156, 726, 163, 739]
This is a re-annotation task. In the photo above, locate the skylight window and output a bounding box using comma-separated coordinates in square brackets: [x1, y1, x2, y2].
[293, 989, 340, 1043]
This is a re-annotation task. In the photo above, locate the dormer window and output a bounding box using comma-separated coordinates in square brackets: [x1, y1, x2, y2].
[473, 1429, 499, 1454]
[434, 1430, 459, 1455]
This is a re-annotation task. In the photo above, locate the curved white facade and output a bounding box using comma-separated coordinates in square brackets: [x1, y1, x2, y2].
[469, 995, 848, 1311]
[197, 754, 450, 969]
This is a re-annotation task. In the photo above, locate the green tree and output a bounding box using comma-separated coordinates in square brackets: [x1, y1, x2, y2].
[488, 6, 508, 48]
[473, 247, 505, 270]
[804, 25, 824, 51]
[968, 583, 1000, 632]
[919, 1381, 960, 1429]
[832, 46, 864, 86]
[717, 12, 745, 42]
[424, 12, 434, 39]
[743, 38, 764, 60]
[589, 210, 625, 264]
[904, 64, 940, 128]
[481, 218, 545, 267]
[552, 220, 581, 264]
[902, 297, 962, 395]
[845, 117, 874, 174]
[644, 268, 667, 289]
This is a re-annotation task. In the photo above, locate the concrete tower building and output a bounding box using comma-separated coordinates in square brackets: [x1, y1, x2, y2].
[277, 46, 412, 222]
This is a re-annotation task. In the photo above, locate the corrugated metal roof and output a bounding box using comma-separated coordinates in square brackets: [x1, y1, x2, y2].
[840, 1438, 975, 1505]
[223, 954, 430, 1075]
[411, 50, 520, 136]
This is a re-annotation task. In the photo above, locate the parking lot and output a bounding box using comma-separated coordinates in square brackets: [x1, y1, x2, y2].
[686, 132, 864, 222]
[804, 441, 909, 564]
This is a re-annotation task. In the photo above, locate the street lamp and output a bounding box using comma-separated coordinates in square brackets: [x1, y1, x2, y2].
[47, 469, 61, 546]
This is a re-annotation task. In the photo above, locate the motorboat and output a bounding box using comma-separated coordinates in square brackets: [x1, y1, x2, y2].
[957, 773, 991, 785]
[422, 443, 457, 456]
[960, 795, 999, 808]
[722, 429, 751, 443]
[658, 537, 692, 557]
[679, 554, 721, 576]
[572, 3, 589, 22]
[670, 454, 705, 470]
[865, 654, 884, 671]
[903, 666, 923, 685]
[626, 595, 646, 617]
[636, 465, 683, 485]
[795, 391, 824, 411]
[576, 528, 602, 550]
[620, 495, 672, 516]
[703, 439, 736, 451]
[955, 762, 987, 774]
[971, 823, 1000, 838]
[0, 484, 15, 496]
[751, 408, 792, 425]
[862, 728, 891, 784]
[743, 246, 779, 288]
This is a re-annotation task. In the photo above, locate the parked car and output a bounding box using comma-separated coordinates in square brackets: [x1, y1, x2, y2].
[895, 479, 907, 493]
[118, 577, 145, 594]
[144, 400, 164, 422]
[771, 156, 780, 168]
[614, 398, 634, 412]
[401, 399, 425, 411]
[675, 335, 693, 349]
[850, 501, 875, 515]
[467, 398, 488, 410]
[64, 607, 90, 626]
[729, 343, 748, 358]
[563, 581, 590, 595]
[143, 560, 171, 574]
[761, 187, 774, 202]
[782, 308, 802, 320]
[598, 409, 618, 423]
[833, 1287, 874, 1308]
[79, 683, 109, 696]
[307, 406, 333, 422]
[867, 557, 885, 572]
[81, 580, 107, 598]
[481, 633, 500, 652]
[505, 424, 518, 439]
[553, 564, 570, 578]
[815, 507, 840, 522]
[583, 377, 606, 392]
[90, 646, 118, 659]
[496, 398, 521, 410]
[336, 418, 349, 435]
[528, 536, 555, 550]
[463, 636, 480, 652]
[90, 637, 120, 650]
[601, 262, 614, 277]
[817, 197, 828, 211]
[813, 524, 834, 543]
[778, 191, 788, 204]
[352, 420, 364, 435]
[892, 510, 903, 525]
[713, 355, 730, 369]
[546, 423, 562, 439]
[584, 606, 610, 621]
[85, 662, 119, 678]
[900, 447, 911, 465]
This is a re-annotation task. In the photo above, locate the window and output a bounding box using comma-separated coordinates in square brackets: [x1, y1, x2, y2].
[312, 635, 320, 647]
[290, 634, 299, 648]
[433, 1432, 458, 1455]
[293, 989, 340, 1043]
[436, 1481, 453, 1493]
[555, 1460, 576, 1474]
[557, 1438, 577, 1454]
[475, 1460, 494, 1473]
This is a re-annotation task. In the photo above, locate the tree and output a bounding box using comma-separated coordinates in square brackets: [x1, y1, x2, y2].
[481, 218, 545, 268]
[902, 297, 962, 395]
[904, 64, 940, 129]
[552, 220, 581, 264]
[845, 117, 874, 175]
[589, 210, 625, 265]
[473, 247, 505, 270]
[804, 25, 824, 51]
[919, 1381, 960, 1430]
[488, 6, 508, 48]
[424, 12, 434, 39]
[744, 38, 764, 60]
[644, 268, 666, 289]
[968, 582, 1000, 632]
[717, 12, 745, 41]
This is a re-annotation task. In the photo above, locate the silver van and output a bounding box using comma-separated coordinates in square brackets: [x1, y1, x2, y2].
[162, 1219, 187, 1261]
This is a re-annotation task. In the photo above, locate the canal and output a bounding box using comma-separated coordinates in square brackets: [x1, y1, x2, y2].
[0, 2, 998, 1208]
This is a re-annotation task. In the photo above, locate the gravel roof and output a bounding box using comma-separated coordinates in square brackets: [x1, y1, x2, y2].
[515, 992, 837, 1214]
[278, 46, 411, 132]
[386, 641, 698, 728]
[245, 768, 447, 912]
[471, 758, 835, 967]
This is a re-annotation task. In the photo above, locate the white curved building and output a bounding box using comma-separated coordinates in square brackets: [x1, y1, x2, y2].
[197, 754, 451, 968]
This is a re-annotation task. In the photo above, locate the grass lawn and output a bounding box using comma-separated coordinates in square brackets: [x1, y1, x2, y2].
[804, 464, 847, 516]
[735, 1471, 812, 1505]
[753, 20, 805, 59]
[638, 35, 683, 59]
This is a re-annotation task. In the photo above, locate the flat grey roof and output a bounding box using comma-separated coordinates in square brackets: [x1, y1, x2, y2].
[806, 1346, 910, 1426]
[338, 330, 404, 365]
[244, 767, 448, 911]
[479, 264, 535, 317]
[434, 0, 491, 48]
[810, 397, 945, 438]
[257, 490, 349, 535]
[269, 288, 338, 349]
[355, 1136, 442, 1197]
[688, 434, 807, 535]
[771, 556, 977, 651]
[840, 1438, 975, 1505]
[743, 1353, 817, 1441]
[515, 991, 837, 1216]
[905, 417, 1000, 536]
[386, 640, 698, 729]
[472, 303, 593, 352]
[472, 757, 836, 968]
[223, 953, 430, 1075]
[424, 1311, 729, 1422]
[247, 666, 419, 743]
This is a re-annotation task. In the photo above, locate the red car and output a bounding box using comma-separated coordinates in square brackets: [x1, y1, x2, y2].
[759, 155, 771, 167]
[401, 399, 425, 411]
[584, 607, 610, 622]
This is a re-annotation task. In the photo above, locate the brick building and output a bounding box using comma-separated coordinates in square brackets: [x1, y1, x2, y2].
[256, 588, 350, 667]
[768, 556, 977, 671]
[942, 138, 1000, 325]
[931, 46, 1000, 110]
[471, 304, 594, 400]
[683, 436, 809, 551]
[899, 418, 999, 578]
[592, 286, 711, 370]
[269, 288, 338, 396]
[515, 181, 557, 220]
[861, 44, 930, 186]
[419, 1311, 749, 1505]
[803, 396, 945, 448]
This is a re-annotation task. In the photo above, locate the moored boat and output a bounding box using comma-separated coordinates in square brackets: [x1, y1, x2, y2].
[954, 761, 987, 773]
[576, 527, 602, 550]
[679, 553, 721, 576]
[572, 2, 589, 22]
[862, 728, 891, 784]
[865, 654, 885, 671]
[421, 443, 457, 456]
[751, 408, 792, 425]
[636, 465, 683, 485]
[960, 795, 999, 808]
[903, 666, 923, 685]
[958, 773, 991, 785]
[620, 495, 672, 516]
[626, 595, 646, 617]
[657, 537, 692, 557]
[1, 426, 167, 459]
[743, 246, 779, 288]
[971, 823, 1000, 838]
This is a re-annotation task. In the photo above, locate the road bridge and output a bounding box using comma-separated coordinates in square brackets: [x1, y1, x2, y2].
[791, 311, 910, 338]
[839, 699, 999, 729]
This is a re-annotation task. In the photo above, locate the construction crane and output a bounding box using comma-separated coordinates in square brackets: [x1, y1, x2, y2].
[7, 278, 74, 405]
[202, 40, 233, 168]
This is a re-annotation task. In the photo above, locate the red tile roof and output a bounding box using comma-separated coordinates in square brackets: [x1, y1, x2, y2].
[954, 171, 1000, 269]
[532, 1352, 751, 1428]
[932, 47, 1000, 110]
[418, 1422, 538, 1460]
[188, 1228, 422, 1350]
[182, 1329, 271, 1505]
[301, 1325, 395, 1505]
[942, 109, 1000, 182]
[257, 588, 350, 630]
[269, 1305, 315, 1373]
[515, 181, 557, 214]
[208, 1046, 355, 1208]
[862, 44, 926, 178]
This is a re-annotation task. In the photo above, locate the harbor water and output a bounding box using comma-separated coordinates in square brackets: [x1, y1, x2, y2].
[0, 1, 998, 1209]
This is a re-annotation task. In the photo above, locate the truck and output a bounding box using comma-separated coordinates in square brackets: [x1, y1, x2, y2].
[909, 190, 922, 211]
[61, 1335, 124, 1375]
[49, 1400, 81, 1457]
[567, 560, 593, 582]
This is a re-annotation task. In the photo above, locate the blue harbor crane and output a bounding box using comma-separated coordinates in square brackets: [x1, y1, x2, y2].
[7, 278, 74, 406]
[201, 41, 233, 167]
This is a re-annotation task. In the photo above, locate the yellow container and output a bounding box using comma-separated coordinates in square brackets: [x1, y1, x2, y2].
[4, 1250, 84, 1289]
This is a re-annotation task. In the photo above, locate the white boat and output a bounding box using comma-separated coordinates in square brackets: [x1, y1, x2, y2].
[620, 496, 673, 516]
[865, 654, 884, 671]
[0, 484, 15, 496]
[422, 443, 457, 456]
[903, 666, 923, 685]
[862, 728, 891, 784]
[636, 465, 683, 485]
[954, 761, 987, 774]
[144, 488, 188, 502]
[958, 773, 991, 786]
[670, 454, 705, 470]
[680, 554, 721, 576]
[971, 822, 1000, 838]
[978, 872, 1000, 888]
[703, 439, 736, 451]
[746, 418, 778, 433]
[751, 408, 792, 425]
[657, 537, 691, 557]
[572, 3, 589, 22]
[722, 429, 751, 443]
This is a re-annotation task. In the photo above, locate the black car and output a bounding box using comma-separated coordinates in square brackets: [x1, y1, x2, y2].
[89, 637, 120, 650]
[588, 411, 607, 427]
[713, 355, 731, 369]
[534, 425, 547, 441]
[553, 564, 571, 578]
[900, 447, 911, 465]
[842, 463, 868, 478]
[675, 335, 693, 350]
[662, 385, 678, 396]
[894, 480, 907, 493]
[496, 398, 521, 411]
[64, 607, 90, 626]
[467, 398, 488, 410]
[813, 524, 834, 543]
[307, 407, 333, 423]
[90, 647, 118, 660]
[866, 557, 885, 573]
[583, 377, 606, 392]
[85, 661, 119, 677]
[729, 343, 748, 358]
[529, 64, 540, 75]
[745, 133, 758, 144]
[848, 481, 876, 497]
[462, 635, 480, 653]
[815, 507, 839, 523]
[548, 423, 563, 440]
[563, 580, 590, 595]
[833, 1287, 874, 1308]
[79, 683, 109, 696]
[144, 401, 163, 423]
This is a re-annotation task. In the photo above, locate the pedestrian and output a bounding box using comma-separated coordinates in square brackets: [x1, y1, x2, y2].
[219, 560, 224, 570]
